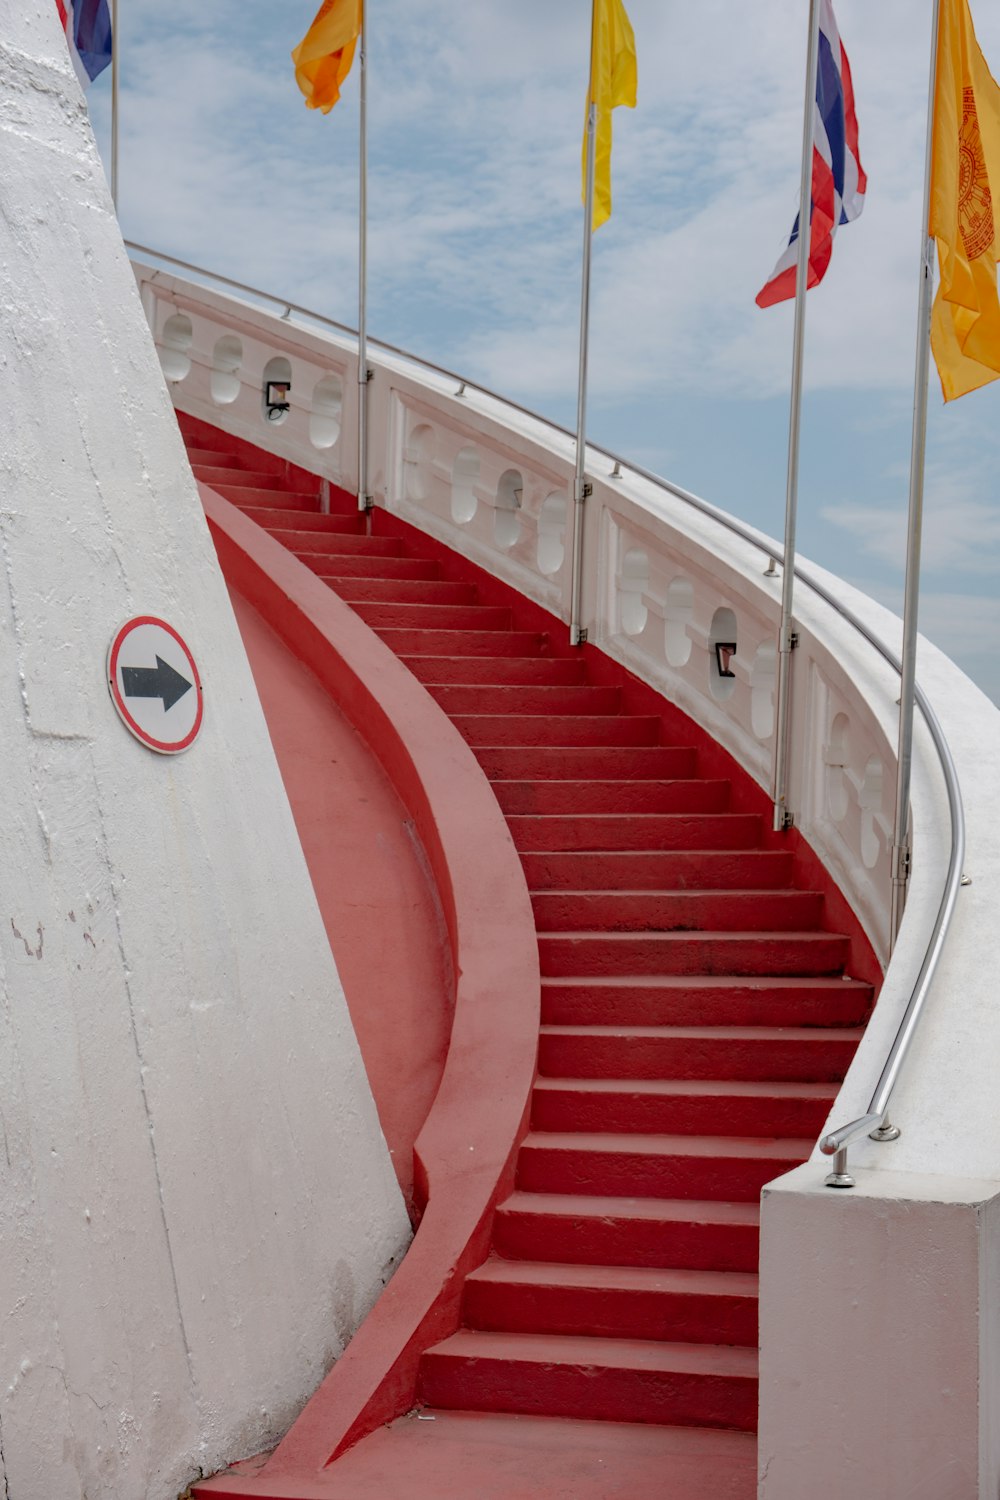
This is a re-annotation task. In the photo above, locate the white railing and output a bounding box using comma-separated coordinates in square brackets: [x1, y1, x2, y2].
[129, 245, 969, 1185]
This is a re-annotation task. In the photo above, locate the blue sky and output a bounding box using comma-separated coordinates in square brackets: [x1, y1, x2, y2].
[86, 0, 1000, 704]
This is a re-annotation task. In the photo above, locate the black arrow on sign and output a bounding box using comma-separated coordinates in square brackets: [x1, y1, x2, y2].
[121, 656, 193, 712]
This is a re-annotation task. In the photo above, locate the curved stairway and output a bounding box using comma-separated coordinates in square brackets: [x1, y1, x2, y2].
[182, 414, 875, 1484]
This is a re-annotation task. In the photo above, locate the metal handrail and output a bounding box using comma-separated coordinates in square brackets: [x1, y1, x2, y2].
[128, 241, 967, 1185]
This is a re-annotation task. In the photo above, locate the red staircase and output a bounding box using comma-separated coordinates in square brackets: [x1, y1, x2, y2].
[182, 415, 875, 1473]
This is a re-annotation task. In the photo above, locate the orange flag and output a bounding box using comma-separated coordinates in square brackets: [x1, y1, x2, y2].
[930, 0, 1000, 399]
[292, 0, 362, 114]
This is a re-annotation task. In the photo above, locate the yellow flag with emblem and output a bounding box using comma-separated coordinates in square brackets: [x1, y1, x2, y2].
[584, 0, 637, 231]
[930, 0, 1000, 400]
[292, 0, 362, 114]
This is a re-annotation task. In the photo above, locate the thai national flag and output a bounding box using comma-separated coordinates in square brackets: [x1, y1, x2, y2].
[757, 0, 865, 308]
[55, 0, 113, 88]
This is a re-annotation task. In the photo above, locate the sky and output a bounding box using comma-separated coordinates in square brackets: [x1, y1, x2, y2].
[85, 0, 1000, 705]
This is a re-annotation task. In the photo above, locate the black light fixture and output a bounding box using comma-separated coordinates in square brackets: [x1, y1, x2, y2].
[715, 641, 737, 678]
[265, 380, 291, 421]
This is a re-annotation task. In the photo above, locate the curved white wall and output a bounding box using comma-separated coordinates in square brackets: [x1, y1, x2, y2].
[0, 8, 409, 1498]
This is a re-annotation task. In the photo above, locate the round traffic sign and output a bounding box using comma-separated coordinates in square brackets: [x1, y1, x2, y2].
[107, 616, 204, 754]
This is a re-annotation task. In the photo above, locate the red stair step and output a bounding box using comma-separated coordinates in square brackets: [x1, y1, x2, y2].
[291, 552, 443, 578]
[375, 627, 553, 657]
[192, 466, 296, 491]
[496, 779, 730, 816]
[236, 507, 367, 533]
[298, 535, 408, 561]
[537, 1023, 861, 1081]
[215, 485, 321, 511]
[474, 744, 699, 779]
[402, 656, 587, 686]
[352, 602, 514, 630]
[186, 446, 242, 468]
[540, 974, 874, 1027]
[531, 1076, 837, 1137]
[530, 888, 823, 932]
[323, 577, 478, 605]
[537, 930, 850, 977]
[508, 813, 762, 851]
[516, 1130, 811, 1202]
[493, 1191, 761, 1272]
[453, 715, 661, 748]
[418, 1329, 758, 1431]
[428, 684, 622, 717]
[521, 850, 794, 891]
[462, 1259, 759, 1346]
[268, 527, 374, 554]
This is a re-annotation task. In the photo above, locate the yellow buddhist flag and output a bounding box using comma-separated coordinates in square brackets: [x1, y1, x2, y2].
[292, 0, 362, 114]
[930, 0, 1000, 399]
[583, 0, 637, 231]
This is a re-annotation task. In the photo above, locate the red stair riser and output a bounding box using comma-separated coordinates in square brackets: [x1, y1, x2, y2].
[473, 745, 698, 779]
[521, 850, 795, 891]
[325, 578, 478, 605]
[268, 529, 377, 554]
[192, 466, 294, 490]
[508, 813, 762, 851]
[352, 602, 513, 630]
[287, 553, 443, 578]
[536, 1027, 859, 1083]
[428, 685, 622, 717]
[376, 628, 552, 657]
[540, 977, 874, 1028]
[537, 931, 851, 978]
[461, 1269, 758, 1346]
[216, 485, 320, 510]
[529, 889, 823, 931]
[236, 508, 366, 533]
[298, 536, 408, 561]
[515, 1138, 806, 1202]
[492, 1196, 761, 1272]
[186, 447, 242, 468]
[402, 657, 588, 686]
[452, 715, 661, 748]
[417, 1341, 758, 1431]
[497, 780, 730, 816]
[530, 1080, 836, 1137]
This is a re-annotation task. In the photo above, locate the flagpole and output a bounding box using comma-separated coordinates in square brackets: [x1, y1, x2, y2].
[357, 0, 370, 512]
[570, 6, 598, 648]
[771, 0, 822, 832]
[891, 0, 942, 943]
[110, 0, 119, 209]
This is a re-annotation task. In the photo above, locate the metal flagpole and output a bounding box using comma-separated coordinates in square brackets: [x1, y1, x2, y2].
[570, 3, 598, 648]
[357, 0, 370, 512]
[891, 0, 943, 943]
[771, 0, 822, 832]
[110, 0, 120, 210]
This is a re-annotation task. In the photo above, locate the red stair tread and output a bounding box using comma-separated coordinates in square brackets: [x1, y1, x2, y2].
[521, 1130, 813, 1158]
[535, 1076, 836, 1099]
[467, 1259, 759, 1298]
[538, 1022, 862, 1044]
[499, 1190, 760, 1226]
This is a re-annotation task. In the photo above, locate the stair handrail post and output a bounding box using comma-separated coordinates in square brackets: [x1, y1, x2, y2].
[570, 82, 598, 649]
[771, 0, 822, 833]
[357, 0, 371, 513]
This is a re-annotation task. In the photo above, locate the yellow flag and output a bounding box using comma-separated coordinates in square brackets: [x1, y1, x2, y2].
[292, 0, 362, 114]
[583, 0, 637, 231]
[930, 0, 1000, 399]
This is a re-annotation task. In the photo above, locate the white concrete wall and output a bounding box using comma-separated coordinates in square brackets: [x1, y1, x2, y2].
[758, 1166, 1000, 1500]
[0, 7, 410, 1498]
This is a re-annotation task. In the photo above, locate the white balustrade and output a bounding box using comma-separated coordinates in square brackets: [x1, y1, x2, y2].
[134, 259, 902, 965]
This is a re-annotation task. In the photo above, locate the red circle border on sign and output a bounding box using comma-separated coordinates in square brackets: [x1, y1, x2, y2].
[107, 615, 204, 754]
